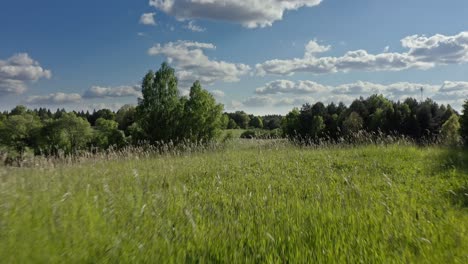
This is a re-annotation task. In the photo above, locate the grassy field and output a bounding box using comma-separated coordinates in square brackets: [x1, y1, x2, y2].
[0, 140, 467, 263]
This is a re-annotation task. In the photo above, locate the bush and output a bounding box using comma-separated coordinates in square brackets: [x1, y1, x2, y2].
[240, 129, 283, 139]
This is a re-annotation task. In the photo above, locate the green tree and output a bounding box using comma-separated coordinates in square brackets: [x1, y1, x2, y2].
[282, 108, 300, 138]
[310, 116, 325, 139]
[343, 112, 363, 135]
[220, 114, 229, 129]
[183, 81, 224, 142]
[460, 100, 468, 144]
[40, 113, 93, 155]
[227, 118, 238, 129]
[229, 111, 250, 129]
[440, 113, 461, 146]
[93, 118, 126, 149]
[10, 105, 28, 116]
[0, 112, 42, 157]
[115, 105, 136, 135]
[136, 63, 184, 143]
[249, 116, 264, 129]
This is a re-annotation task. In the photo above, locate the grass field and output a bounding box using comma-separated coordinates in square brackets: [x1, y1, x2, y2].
[0, 140, 467, 263]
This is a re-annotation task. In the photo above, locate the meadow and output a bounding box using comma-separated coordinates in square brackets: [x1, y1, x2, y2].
[0, 140, 467, 263]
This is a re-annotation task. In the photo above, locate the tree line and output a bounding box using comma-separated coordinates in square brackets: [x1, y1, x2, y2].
[282, 94, 466, 145]
[1, 63, 468, 162]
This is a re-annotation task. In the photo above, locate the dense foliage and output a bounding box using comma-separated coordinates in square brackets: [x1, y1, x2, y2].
[283, 95, 462, 144]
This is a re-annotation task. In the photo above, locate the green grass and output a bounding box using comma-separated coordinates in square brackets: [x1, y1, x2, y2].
[0, 142, 467, 263]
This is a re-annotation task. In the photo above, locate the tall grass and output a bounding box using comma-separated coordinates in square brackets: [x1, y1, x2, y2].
[0, 140, 467, 262]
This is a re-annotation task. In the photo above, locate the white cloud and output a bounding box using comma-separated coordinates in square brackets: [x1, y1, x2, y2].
[26, 93, 82, 105]
[0, 53, 51, 96]
[242, 96, 276, 107]
[148, 41, 250, 87]
[432, 81, 468, 107]
[256, 80, 328, 95]
[243, 79, 468, 110]
[83, 85, 141, 99]
[401, 31, 468, 64]
[186, 21, 205, 32]
[256, 31, 468, 76]
[305, 40, 331, 57]
[210, 89, 225, 98]
[149, 0, 322, 28]
[140, 12, 156, 26]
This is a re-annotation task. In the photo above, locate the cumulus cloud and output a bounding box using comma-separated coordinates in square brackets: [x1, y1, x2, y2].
[256, 31, 468, 76]
[0, 53, 51, 96]
[305, 40, 331, 57]
[186, 21, 205, 32]
[83, 85, 141, 99]
[402, 31, 468, 64]
[26, 93, 82, 105]
[140, 12, 156, 25]
[148, 41, 250, 87]
[149, 0, 322, 28]
[432, 81, 468, 106]
[256, 80, 328, 95]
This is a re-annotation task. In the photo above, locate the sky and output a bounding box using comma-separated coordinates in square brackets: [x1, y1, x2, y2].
[1, 0, 468, 115]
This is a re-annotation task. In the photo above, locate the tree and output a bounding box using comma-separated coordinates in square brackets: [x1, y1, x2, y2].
[440, 113, 461, 146]
[461, 100, 468, 145]
[263, 115, 282, 130]
[136, 63, 184, 143]
[40, 113, 93, 155]
[220, 114, 229, 129]
[183, 81, 224, 142]
[0, 112, 42, 158]
[10, 105, 28, 116]
[343, 112, 363, 135]
[89, 109, 115, 125]
[227, 118, 238, 129]
[115, 105, 136, 135]
[249, 116, 264, 129]
[229, 111, 250, 129]
[93, 118, 126, 149]
[310, 116, 325, 140]
[282, 108, 300, 138]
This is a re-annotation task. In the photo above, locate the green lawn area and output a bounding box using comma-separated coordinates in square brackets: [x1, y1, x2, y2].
[0, 142, 467, 263]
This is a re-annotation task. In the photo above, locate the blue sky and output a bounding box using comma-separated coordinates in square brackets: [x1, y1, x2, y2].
[1, 0, 467, 114]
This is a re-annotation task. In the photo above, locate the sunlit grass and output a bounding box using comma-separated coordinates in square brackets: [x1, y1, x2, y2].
[0, 142, 467, 262]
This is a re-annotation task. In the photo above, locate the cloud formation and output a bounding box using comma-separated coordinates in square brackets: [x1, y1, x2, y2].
[186, 21, 205, 32]
[256, 80, 328, 95]
[0, 53, 51, 96]
[256, 32, 468, 76]
[26, 92, 82, 105]
[240, 79, 467, 110]
[148, 41, 250, 87]
[140, 12, 156, 25]
[83, 85, 141, 99]
[149, 0, 322, 28]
